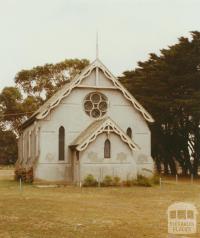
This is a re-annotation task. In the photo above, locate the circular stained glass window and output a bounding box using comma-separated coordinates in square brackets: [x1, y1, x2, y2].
[84, 92, 108, 119]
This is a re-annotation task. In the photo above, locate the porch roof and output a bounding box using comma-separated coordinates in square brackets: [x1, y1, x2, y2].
[70, 117, 140, 152]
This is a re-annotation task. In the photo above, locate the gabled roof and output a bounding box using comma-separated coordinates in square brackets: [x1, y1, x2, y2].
[70, 117, 140, 151]
[22, 58, 154, 129]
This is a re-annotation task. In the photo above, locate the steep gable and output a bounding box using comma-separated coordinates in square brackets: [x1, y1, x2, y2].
[22, 58, 154, 129]
[70, 117, 140, 151]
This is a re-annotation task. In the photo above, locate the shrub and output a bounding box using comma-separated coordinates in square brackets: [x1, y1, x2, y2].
[136, 175, 152, 187]
[123, 179, 132, 187]
[26, 168, 33, 183]
[15, 168, 26, 181]
[122, 175, 159, 187]
[151, 174, 160, 185]
[123, 178, 139, 186]
[130, 179, 138, 186]
[113, 176, 121, 186]
[83, 174, 98, 187]
[102, 175, 113, 186]
[14, 167, 33, 183]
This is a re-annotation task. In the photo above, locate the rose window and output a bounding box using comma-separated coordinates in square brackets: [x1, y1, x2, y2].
[84, 92, 108, 118]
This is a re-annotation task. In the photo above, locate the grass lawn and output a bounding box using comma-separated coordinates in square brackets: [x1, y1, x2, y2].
[0, 170, 200, 238]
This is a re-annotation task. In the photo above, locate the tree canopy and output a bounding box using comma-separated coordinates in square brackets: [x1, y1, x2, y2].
[0, 58, 89, 131]
[15, 58, 89, 99]
[0, 58, 89, 163]
[120, 31, 200, 175]
[0, 128, 17, 164]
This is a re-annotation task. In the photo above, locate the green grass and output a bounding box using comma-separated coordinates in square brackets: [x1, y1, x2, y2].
[0, 173, 200, 237]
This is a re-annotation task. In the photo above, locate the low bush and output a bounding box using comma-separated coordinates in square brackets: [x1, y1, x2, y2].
[151, 174, 160, 185]
[82, 174, 158, 187]
[130, 179, 138, 186]
[14, 167, 33, 183]
[26, 168, 33, 183]
[83, 174, 98, 187]
[101, 175, 113, 186]
[122, 175, 154, 187]
[136, 175, 152, 187]
[122, 179, 132, 187]
[113, 176, 121, 186]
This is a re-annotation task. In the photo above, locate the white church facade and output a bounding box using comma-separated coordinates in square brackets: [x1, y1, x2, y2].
[16, 58, 155, 184]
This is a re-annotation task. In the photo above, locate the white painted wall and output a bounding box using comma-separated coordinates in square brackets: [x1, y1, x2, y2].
[17, 123, 39, 169]
[17, 66, 152, 182]
[78, 133, 137, 183]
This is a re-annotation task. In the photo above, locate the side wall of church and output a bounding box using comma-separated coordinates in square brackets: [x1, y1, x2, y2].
[17, 123, 40, 172]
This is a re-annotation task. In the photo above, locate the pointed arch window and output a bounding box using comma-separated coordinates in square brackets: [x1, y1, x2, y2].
[104, 139, 111, 158]
[59, 126, 65, 161]
[126, 127, 132, 139]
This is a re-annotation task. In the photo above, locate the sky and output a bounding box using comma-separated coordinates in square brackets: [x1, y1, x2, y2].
[0, 0, 199, 90]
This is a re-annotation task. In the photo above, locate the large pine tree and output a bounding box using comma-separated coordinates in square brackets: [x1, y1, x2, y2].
[120, 31, 200, 175]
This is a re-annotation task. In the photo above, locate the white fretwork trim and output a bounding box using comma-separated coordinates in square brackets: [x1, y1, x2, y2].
[98, 61, 154, 122]
[76, 118, 140, 152]
[36, 59, 154, 122]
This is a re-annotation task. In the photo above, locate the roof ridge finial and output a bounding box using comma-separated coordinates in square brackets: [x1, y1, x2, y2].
[96, 31, 99, 59]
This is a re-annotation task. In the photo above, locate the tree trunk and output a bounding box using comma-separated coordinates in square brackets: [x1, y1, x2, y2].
[193, 120, 200, 176]
[163, 160, 169, 175]
[168, 156, 177, 175]
[155, 157, 162, 173]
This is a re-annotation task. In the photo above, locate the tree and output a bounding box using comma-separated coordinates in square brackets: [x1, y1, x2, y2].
[1, 59, 89, 133]
[15, 58, 89, 100]
[120, 31, 200, 176]
[0, 87, 40, 132]
[0, 87, 24, 131]
[0, 128, 17, 164]
[0, 58, 89, 164]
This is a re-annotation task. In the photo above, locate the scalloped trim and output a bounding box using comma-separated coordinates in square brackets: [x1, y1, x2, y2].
[36, 59, 154, 123]
[76, 118, 140, 152]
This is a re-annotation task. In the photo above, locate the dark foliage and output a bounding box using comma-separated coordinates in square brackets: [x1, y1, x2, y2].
[120, 31, 200, 175]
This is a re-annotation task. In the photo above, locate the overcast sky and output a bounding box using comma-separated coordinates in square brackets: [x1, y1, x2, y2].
[0, 0, 199, 90]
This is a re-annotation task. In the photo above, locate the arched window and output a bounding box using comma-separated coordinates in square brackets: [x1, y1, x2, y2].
[104, 139, 111, 158]
[126, 127, 132, 139]
[59, 126, 65, 161]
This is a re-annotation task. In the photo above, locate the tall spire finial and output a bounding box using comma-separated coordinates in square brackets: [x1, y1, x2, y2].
[96, 32, 99, 59]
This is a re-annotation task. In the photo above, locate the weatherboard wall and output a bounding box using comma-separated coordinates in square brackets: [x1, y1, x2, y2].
[17, 65, 153, 182]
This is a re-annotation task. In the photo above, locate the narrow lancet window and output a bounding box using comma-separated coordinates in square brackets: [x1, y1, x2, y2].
[59, 126, 65, 161]
[126, 127, 132, 139]
[104, 139, 111, 158]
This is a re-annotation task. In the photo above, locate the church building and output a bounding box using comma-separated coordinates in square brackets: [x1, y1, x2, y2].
[16, 57, 155, 184]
